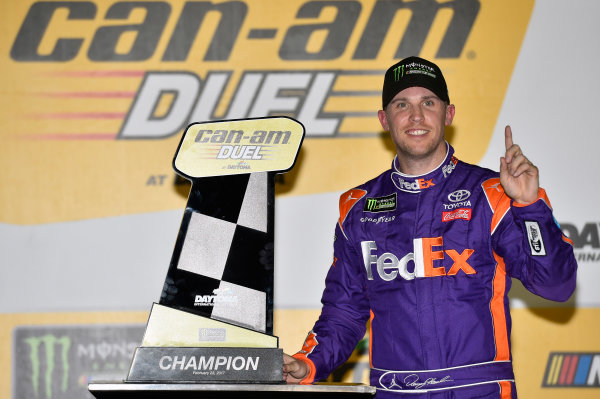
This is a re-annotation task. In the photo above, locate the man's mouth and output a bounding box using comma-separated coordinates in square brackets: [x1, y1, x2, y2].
[406, 129, 429, 136]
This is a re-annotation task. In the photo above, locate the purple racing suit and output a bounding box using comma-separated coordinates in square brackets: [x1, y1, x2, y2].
[293, 144, 576, 398]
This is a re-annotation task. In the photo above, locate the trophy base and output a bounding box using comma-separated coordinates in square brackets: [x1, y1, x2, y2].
[126, 347, 282, 383]
[89, 382, 376, 399]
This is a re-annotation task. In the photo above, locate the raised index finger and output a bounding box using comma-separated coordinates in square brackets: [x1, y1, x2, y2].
[504, 125, 513, 150]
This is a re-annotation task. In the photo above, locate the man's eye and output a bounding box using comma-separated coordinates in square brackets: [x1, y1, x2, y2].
[397, 102, 407, 108]
[424, 100, 434, 106]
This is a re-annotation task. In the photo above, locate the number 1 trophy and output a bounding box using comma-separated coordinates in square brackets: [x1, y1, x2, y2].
[125, 116, 304, 383]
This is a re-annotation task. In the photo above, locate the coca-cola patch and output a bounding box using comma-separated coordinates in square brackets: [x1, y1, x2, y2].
[442, 208, 471, 222]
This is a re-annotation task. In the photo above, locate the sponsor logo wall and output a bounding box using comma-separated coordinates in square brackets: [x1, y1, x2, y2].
[1, 1, 599, 398]
[543, 353, 600, 388]
[13, 325, 144, 399]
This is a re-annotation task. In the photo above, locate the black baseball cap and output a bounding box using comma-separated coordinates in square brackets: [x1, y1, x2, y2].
[382, 56, 450, 109]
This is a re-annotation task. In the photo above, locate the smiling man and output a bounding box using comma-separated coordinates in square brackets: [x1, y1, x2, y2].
[283, 57, 577, 398]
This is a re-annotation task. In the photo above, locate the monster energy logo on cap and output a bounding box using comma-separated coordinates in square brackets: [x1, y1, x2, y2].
[394, 62, 436, 81]
[363, 193, 397, 213]
[382, 56, 450, 108]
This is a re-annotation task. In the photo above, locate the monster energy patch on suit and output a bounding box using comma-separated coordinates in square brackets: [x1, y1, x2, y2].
[363, 193, 397, 213]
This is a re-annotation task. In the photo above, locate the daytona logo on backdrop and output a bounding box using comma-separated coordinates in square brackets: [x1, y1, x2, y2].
[560, 222, 600, 263]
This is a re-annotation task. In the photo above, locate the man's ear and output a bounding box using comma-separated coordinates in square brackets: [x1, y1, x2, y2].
[378, 109, 389, 131]
[445, 104, 455, 126]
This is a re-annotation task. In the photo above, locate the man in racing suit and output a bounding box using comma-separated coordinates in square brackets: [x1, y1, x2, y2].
[282, 57, 577, 398]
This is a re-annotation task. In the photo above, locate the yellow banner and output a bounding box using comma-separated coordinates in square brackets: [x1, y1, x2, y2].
[1, 0, 534, 224]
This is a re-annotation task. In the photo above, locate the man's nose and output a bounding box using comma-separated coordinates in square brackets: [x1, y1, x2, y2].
[409, 106, 424, 122]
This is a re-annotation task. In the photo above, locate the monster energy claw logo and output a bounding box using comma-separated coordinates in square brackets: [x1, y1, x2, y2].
[394, 65, 405, 81]
[363, 193, 397, 213]
[24, 335, 71, 399]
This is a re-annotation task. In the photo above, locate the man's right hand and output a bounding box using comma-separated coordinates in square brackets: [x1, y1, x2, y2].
[283, 353, 310, 383]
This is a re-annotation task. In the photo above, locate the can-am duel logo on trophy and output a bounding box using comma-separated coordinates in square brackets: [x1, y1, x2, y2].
[174, 117, 304, 178]
[124, 117, 304, 383]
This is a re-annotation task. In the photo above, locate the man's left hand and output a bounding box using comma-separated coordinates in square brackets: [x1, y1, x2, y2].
[499, 125, 539, 204]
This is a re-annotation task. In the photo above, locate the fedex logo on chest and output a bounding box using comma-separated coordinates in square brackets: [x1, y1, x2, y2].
[361, 237, 475, 281]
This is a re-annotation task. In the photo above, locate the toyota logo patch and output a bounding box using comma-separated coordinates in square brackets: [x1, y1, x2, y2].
[448, 190, 471, 202]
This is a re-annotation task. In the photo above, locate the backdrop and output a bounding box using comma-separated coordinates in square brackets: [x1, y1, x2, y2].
[1, 1, 598, 398]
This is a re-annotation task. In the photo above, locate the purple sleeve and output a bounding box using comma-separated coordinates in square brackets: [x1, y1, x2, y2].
[492, 193, 577, 302]
[300, 222, 371, 382]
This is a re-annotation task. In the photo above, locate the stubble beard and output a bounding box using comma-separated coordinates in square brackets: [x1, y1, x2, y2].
[394, 135, 447, 173]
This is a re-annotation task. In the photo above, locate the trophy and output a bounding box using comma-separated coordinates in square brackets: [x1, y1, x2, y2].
[125, 116, 304, 383]
[89, 116, 375, 397]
